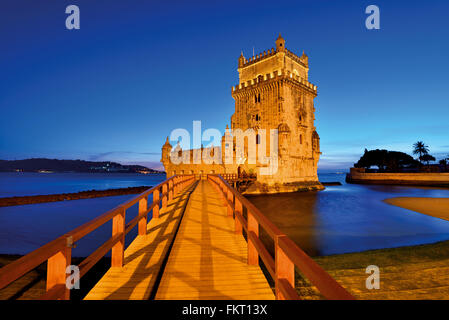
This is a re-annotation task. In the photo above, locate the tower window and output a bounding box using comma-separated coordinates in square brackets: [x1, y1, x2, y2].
[258, 93, 261, 102]
[256, 134, 260, 144]
[300, 134, 303, 144]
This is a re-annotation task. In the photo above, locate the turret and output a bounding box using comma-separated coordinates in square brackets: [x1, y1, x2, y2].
[275, 33, 285, 52]
[238, 52, 246, 68]
[161, 136, 172, 164]
[300, 50, 309, 66]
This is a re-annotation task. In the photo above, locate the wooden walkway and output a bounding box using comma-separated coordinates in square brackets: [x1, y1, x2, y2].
[84, 183, 196, 300]
[85, 180, 274, 300]
[155, 180, 274, 300]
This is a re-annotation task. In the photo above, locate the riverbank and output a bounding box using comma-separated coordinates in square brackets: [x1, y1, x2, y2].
[296, 239, 449, 299]
[384, 197, 449, 221]
[0, 186, 152, 207]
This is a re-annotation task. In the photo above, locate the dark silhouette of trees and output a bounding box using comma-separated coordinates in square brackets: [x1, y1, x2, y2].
[421, 154, 436, 165]
[354, 149, 420, 172]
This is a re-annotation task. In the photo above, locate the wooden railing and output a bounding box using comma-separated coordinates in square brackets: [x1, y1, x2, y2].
[221, 173, 257, 181]
[207, 174, 355, 300]
[0, 175, 195, 300]
[221, 173, 238, 181]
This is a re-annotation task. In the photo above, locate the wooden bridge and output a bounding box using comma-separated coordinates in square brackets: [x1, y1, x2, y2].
[0, 175, 354, 300]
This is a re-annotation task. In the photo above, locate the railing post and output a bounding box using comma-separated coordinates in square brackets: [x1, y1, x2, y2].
[46, 241, 71, 300]
[138, 197, 148, 235]
[247, 211, 259, 265]
[169, 180, 173, 201]
[227, 189, 233, 217]
[220, 181, 227, 206]
[153, 188, 160, 219]
[162, 183, 167, 208]
[174, 177, 178, 195]
[111, 207, 125, 268]
[275, 236, 295, 300]
[234, 198, 242, 234]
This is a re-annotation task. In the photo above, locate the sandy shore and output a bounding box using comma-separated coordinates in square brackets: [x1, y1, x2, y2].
[384, 197, 449, 221]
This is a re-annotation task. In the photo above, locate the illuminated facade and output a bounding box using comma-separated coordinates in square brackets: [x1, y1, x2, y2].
[161, 34, 323, 193]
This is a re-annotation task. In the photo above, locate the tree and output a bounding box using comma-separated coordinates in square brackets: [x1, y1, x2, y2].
[354, 149, 419, 172]
[412, 141, 429, 164]
[421, 154, 436, 165]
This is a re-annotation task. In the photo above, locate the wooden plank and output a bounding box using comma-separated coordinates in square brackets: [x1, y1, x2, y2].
[84, 183, 194, 300]
[155, 180, 274, 300]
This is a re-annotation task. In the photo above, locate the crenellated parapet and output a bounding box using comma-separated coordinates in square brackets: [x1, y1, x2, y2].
[239, 48, 277, 68]
[285, 49, 308, 68]
[231, 69, 317, 96]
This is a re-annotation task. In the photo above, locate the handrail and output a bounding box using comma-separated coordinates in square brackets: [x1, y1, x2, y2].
[208, 174, 355, 300]
[0, 174, 196, 300]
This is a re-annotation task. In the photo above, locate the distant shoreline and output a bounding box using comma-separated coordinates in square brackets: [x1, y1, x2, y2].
[0, 186, 152, 207]
[0, 158, 164, 174]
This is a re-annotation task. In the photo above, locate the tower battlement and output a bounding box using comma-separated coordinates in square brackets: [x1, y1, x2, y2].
[237, 34, 310, 85]
[231, 69, 317, 95]
[239, 47, 308, 69]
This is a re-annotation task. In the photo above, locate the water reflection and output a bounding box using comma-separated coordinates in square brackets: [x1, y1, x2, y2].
[247, 173, 449, 256]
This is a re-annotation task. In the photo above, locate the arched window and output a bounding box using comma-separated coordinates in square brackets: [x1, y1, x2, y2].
[300, 135, 303, 144]
[258, 93, 261, 102]
[256, 134, 260, 145]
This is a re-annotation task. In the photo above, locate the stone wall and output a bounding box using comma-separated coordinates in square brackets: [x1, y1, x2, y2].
[346, 168, 449, 187]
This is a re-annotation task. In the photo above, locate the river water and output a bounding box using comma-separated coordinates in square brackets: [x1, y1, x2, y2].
[1, 172, 449, 257]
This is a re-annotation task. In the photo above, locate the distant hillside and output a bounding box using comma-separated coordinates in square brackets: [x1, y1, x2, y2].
[0, 158, 162, 173]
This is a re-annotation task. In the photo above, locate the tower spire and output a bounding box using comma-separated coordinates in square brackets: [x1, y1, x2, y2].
[275, 33, 285, 52]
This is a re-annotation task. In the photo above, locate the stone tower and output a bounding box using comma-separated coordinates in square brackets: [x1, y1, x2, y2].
[230, 34, 323, 192]
[161, 34, 323, 193]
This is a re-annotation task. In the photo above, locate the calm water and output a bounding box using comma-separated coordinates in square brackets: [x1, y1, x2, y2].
[0, 173, 166, 256]
[249, 173, 449, 256]
[1, 172, 449, 257]
[0, 172, 166, 197]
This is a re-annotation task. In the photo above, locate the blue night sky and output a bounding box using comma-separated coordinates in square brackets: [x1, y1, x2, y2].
[1, 0, 448, 171]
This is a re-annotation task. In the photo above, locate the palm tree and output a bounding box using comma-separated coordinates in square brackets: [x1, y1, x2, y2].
[413, 141, 429, 164]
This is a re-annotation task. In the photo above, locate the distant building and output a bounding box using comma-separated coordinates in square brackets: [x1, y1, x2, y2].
[161, 35, 323, 193]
